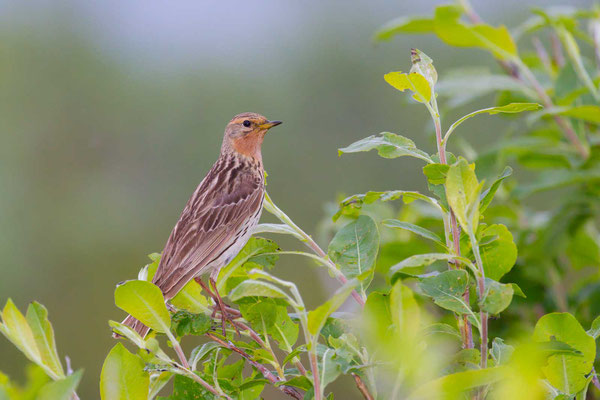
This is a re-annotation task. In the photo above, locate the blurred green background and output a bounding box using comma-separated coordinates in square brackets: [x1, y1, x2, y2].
[0, 0, 593, 398]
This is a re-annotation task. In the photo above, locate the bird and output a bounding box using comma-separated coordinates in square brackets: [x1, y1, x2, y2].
[118, 112, 282, 338]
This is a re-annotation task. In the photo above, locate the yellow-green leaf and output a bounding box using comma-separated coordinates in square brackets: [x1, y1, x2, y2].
[533, 313, 596, 395]
[114, 280, 171, 334]
[384, 71, 432, 103]
[100, 343, 149, 400]
[445, 159, 482, 234]
[25, 302, 65, 379]
[0, 299, 42, 368]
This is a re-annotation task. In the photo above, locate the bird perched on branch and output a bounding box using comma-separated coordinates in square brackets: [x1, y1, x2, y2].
[118, 112, 282, 338]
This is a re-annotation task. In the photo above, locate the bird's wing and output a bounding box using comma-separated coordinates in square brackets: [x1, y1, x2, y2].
[152, 161, 264, 298]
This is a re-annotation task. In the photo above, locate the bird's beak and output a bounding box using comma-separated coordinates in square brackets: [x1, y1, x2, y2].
[259, 120, 283, 130]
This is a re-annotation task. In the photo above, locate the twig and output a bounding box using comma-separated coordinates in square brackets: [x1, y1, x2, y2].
[171, 338, 190, 370]
[352, 373, 374, 400]
[207, 333, 303, 400]
[310, 350, 322, 400]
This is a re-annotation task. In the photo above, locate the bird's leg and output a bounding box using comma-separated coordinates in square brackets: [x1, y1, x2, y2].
[209, 278, 227, 336]
[194, 277, 219, 318]
[195, 277, 241, 320]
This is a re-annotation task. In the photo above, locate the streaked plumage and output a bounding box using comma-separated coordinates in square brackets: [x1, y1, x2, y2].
[119, 112, 281, 338]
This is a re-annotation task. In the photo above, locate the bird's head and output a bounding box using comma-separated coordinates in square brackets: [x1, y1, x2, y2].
[222, 112, 282, 160]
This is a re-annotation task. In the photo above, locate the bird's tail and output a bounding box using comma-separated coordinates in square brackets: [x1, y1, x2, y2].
[113, 314, 151, 339]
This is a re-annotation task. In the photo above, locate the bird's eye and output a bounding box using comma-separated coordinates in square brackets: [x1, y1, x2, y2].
[242, 120, 251, 127]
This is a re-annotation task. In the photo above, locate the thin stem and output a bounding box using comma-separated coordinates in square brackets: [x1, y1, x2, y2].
[310, 350, 322, 400]
[207, 333, 303, 399]
[427, 97, 474, 350]
[264, 193, 365, 307]
[166, 331, 190, 370]
[469, 231, 488, 369]
[351, 373, 375, 400]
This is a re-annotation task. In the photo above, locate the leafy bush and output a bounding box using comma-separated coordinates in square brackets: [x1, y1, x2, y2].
[2, 1, 600, 399]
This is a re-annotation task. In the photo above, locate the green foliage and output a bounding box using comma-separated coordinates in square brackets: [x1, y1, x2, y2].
[533, 313, 596, 395]
[2, 2, 600, 400]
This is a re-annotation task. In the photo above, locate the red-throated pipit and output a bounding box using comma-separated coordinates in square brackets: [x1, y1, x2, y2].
[119, 112, 281, 337]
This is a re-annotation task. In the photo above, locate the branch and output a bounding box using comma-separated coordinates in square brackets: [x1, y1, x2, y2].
[352, 373, 374, 400]
[207, 333, 303, 400]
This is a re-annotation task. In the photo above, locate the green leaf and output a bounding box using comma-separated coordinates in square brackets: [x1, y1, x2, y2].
[328, 215, 379, 294]
[558, 105, 600, 124]
[252, 223, 303, 240]
[239, 299, 298, 352]
[229, 280, 288, 302]
[480, 278, 514, 315]
[510, 283, 526, 298]
[478, 224, 517, 281]
[308, 279, 358, 337]
[338, 132, 433, 163]
[114, 280, 171, 334]
[0, 299, 43, 371]
[539, 340, 583, 357]
[587, 316, 600, 339]
[566, 223, 600, 269]
[556, 26, 600, 102]
[389, 253, 477, 282]
[433, 5, 517, 60]
[25, 302, 65, 379]
[109, 320, 147, 349]
[170, 311, 212, 337]
[384, 71, 432, 103]
[168, 374, 213, 400]
[533, 313, 596, 395]
[422, 323, 462, 341]
[408, 366, 505, 399]
[375, 16, 435, 41]
[149, 372, 173, 400]
[480, 166, 512, 213]
[446, 158, 482, 234]
[410, 48, 437, 86]
[189, 343, 220, 371]
[382, 219, 445, 247]
[100, 343, 149, 400]
[491, 338, 514, 365]
[436, 70, 535, 107]
[446, 103, 541, 143]
[514, 169, 600, 197]
[423, 163, 450, 185]
[170, 279, 210, 314]
[280, 375, 313, 391]
[418, 270, 471, 314]
[37, 370, 82, 400]
[334, 190, 441, 221]
[217, 237, 280, 293]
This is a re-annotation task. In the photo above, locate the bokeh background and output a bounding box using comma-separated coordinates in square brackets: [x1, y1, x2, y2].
[0, 0, 593, 398]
